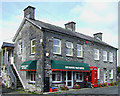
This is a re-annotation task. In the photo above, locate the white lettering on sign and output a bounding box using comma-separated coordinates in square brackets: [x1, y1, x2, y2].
[21, 65, 28, 69]
[65, 66, 84, 70]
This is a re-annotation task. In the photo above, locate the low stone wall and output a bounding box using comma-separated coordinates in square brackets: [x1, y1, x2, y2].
[2, 66, 12, 88]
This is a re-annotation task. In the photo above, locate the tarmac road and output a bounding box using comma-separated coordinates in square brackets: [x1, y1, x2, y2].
[62, 86, 119, 95]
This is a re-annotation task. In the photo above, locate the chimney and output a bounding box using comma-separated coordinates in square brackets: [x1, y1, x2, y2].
[65, 21, 76, 32]
[93, 32, 103, 41]
[24, 6, 35, 19]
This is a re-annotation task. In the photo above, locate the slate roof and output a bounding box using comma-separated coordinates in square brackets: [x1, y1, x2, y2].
[29, 19, 117, 49]
[2, 42, 14, 48]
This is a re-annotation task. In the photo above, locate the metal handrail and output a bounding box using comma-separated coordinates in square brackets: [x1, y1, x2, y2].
[6, 61, 17, 89]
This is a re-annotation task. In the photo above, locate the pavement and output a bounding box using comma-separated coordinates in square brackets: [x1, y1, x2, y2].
[43, 86, 119, 95]
[1, 86, 120, 96]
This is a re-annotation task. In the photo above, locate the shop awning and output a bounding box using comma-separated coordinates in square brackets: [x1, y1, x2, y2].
[20, 60, 37, 71]
[51, 60, 90, 72]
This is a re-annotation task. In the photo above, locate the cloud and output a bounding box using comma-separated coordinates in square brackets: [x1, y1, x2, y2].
[70, 2, 117, 24]
[0, 17, 23, 46]
[70, 2, 118, 48]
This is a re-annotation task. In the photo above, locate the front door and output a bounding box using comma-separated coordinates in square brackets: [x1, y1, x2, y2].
[65, 71, 73, 88]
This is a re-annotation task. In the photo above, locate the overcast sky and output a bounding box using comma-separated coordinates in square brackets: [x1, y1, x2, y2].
[0, 1, 118, 49]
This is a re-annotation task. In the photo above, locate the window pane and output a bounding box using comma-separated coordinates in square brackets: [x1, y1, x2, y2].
[53, 46, 58, 53]
[52, 74, 56, 81]
[53, 39, 61, 54]
[57, 74, 61, 81]
[53, 39, 59, 46]
[34, 74, 36, 81]
[32, 40, 36, 45]
[66, 48, 70, 55]
[77, 44, 81, 50]
[32, 47, 35, 53]
[31, 73, 33, 81]
[70, 48, 73, 55]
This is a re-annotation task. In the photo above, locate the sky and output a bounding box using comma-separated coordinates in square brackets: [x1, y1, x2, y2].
[0, 1, 118, 49]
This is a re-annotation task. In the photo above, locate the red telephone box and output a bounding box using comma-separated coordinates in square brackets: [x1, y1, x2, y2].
[88, 66, 98, 87]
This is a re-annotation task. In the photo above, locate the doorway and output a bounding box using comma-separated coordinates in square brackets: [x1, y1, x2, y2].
[65, 71, 73, 88]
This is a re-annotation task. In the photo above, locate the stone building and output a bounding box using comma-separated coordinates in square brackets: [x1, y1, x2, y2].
[0, 49, 1, 78]
[1, 6, 118, 92]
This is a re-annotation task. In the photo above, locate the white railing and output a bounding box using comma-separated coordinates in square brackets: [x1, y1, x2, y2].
[12, 62, 25, 89]
[10, 57, 14, 64]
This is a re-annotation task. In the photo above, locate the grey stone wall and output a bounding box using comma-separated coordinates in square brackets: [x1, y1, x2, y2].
[14, 20, 42, 91]
[13, 20, 117, 92]
[43, 29, 117, 85]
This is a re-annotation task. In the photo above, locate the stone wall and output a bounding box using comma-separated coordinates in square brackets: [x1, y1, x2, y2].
[2, 66, 12, 88]
[43, 29, 117, 85]
[14, 20, 42, 91]
[13, 20, 117, 92]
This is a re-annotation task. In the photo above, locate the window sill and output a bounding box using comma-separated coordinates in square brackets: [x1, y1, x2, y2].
[66, 55, 73, 57]
[53, 53, 62, 56]
[77, 56, 83, 59]
[94, 59, 100, 61]
[103, 61, 107, 63]
[28, 81, 35, 84]
[76, 80, 83, 82]
[109, 61, 113, 63]
[52, 81, 62, 84]
[109, 78, 113, 80]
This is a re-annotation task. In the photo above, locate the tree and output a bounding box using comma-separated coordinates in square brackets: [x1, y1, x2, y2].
[117, 66, 120, 76]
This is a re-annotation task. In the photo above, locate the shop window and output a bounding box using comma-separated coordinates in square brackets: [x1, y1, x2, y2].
[103, 51, 107, 61]
[76, 72, 83, 82]
[53, 38, 61, 54]
[109, 52, 113, 62]
[30, 71, 36, 82]
[31, 39, 36, 54]
[77, 44, 83, 57]
[94, 49, 99, 60]
[66, 41, 73, 56]
[52, 71, 62, 83]
[109, 69, 113, 79]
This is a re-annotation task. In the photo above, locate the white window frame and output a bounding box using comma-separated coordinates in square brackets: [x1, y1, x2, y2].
[52, 71, 62, 83]
[30, 71, 36, 82]
[66, 41, 73, 56]
[75, 72, 83, 82]
[53, 38, 61, 54]
[103, 51, 107, 61]
[18, 40, 23, 55]
[94, 49, 99, 60]
[109, 69, 113, 79]
[109, 52, 113, 62]
[97, 68, 100, 79]
[77, 44, 83, 58]
[31, 39, 36, 55]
